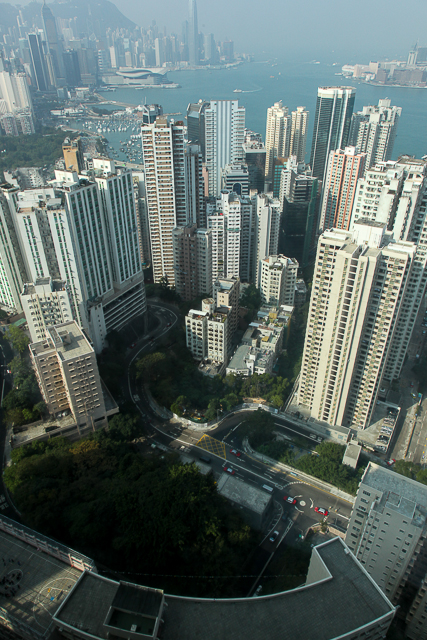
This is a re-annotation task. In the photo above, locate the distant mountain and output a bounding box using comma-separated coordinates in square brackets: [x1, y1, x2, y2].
[0, 0, 136, 34]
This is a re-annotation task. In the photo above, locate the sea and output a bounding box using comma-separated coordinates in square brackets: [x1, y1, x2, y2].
[83, 58, 427, 161]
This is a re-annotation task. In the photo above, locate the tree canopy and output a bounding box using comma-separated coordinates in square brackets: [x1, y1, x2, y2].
[5, 415, 258, 597]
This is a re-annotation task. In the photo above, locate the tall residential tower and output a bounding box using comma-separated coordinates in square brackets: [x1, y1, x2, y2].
[310, 86, 356, 183]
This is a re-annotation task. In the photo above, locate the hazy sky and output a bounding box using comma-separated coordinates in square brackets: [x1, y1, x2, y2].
[110, 0, 427, 61]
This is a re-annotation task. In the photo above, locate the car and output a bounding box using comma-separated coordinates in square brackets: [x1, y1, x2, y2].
[130, 342, 136, 349]
[411, 382, 414, 387]
[411, 393, 417, 398]
[167, 322, 171, 327]
[253, 585, 263, 597]
[281, 513, 288, 521]
[223, 465, 235, 475]
[283, 495, 297, 505]
[386, 459, 396, 466]
[230, 449, 242, 458]
[269, 530, 279, 542]
[314, 506, 329, 516]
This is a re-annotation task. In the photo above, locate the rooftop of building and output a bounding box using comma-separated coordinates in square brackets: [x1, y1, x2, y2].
[354, 217, 387, 229]
[361, 462, 427, 511]
[227, 345, 251, 372]
[29, 321, 94, 360]
[0, 519, 85, 638]
[51, 537, 394, 640]
[217, 474, 272, 515]
[54, 573, 163, 639]
[22, 278, 67, 296]
[162, 537, 394, 640]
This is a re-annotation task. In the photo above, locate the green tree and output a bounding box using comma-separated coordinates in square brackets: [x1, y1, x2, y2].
[135, 351, 167, 382]
[5, 326, 30, 353]
[240, 409, 275, 448]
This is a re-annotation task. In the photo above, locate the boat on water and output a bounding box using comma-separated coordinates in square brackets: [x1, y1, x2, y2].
[233, 89, 242, 93]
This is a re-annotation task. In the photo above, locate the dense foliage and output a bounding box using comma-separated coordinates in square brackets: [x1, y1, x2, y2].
[253, 425, 367, 495]
[0, 129, 74, 172]
[2, 355, 46, 426]
[393, 459, 427, 485]
[4, 414, 258, 597]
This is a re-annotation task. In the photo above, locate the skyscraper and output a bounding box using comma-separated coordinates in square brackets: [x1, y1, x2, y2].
[290, 106, 309, 163]
[265, 101, 291, 183]
[27, 33, 48, 91]
[279, 158, 320, 268]
[141, 117, 187, 284]
[254, 193, 281, 286]
[350, 99, 402, 171]
[319, 146, 366, 231]
[185, 144, 205, 226]
[297, 220, 422, 430]
[186, 100, 209, 159]
[204, 100, 245, 196]
[188, 0, 199, 66]
[41, 1, 64, 83]
[310, 86, 356, 183]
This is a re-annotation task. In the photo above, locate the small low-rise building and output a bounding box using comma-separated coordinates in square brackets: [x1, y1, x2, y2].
[342, 442, 362, 469]
[217, 473, 273, 530]
[226, 344, 274, 377]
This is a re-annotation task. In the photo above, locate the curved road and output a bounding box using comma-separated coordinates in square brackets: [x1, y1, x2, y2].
[125, 302, 353, 548]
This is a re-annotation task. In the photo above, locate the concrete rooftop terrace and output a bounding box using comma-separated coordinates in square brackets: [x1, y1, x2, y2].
[30, 322, 93, 360]
[0, 527, 83, 638]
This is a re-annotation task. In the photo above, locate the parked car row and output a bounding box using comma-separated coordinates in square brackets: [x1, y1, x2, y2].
[375, 407, 398, 452]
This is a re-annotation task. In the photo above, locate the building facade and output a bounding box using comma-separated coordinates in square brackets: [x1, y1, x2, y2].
[141, 117, 187, 284]
[258, 254, 298, 307]
[289, 106, 309, 163]
[297, 220, 421, 430]
[204, 100, 245, 196]
[29, 322, 107, 428]
[310, 86, 356, 183]
[350, 99, 402, 171]
[264, 101, 291, 183]
[319, 146, 366, 231]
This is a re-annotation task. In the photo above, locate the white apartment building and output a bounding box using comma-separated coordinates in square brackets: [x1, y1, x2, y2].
[93, 159, 141, 286]
[320, 146, 366, 231]
[345, 462, 427, 640]
[9, 171, 146, 353]
[350, 99, 402, 171]
[29, 322, 107, 428]
[265, 101, 291, 183]
[0, 69, 33, 113]
[21, 278, 73, 342]
[204, 100, 245, 196]
[298, 220, 421, 430]
[207, 191, 252, 286]
[254, 193, 281, 285]
[350, 162, 405, 229]
[289, 106, 309, 163]
[141, 117, 187, 284]
[258, 254, 298, 307]
[185, 308, 209, 360]
[185, 298, 230, 365]
[213, 276, 240, 344]
[0, 184, 29, 311]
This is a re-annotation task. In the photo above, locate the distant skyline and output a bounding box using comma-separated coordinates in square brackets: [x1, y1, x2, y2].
[3, 0, 427, 60]
[109, 0, 426, 60]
